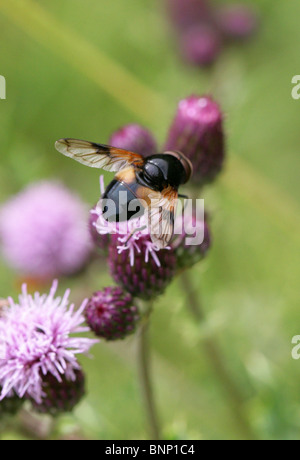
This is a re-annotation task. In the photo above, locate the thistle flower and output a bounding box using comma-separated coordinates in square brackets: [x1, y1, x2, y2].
[181, 25, 222, 67]
[85, 287, 140, 340]
[0, 181, 92, 279]
[216, 4, 258, 41]
[166, 0, 259, 68]
[109, 124, 158, 157]
[0, 281, 97, 404]
[172, 212, 211, 270]
[94, 204, 161, 262]
[108, 231, 177, 301]
[30, 369, 85, 415]
[164, 95, 225, 186]
[93, 179, 177, 300]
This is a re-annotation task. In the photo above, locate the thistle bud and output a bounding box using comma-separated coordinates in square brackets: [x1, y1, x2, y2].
[109, 124, 158, 157]
[30, 369, 85, 416]
[180, 25, 222, 67]
[164, 95, 225, 186]
[85, 287, 139, 340]
[216, 4, 258, 41]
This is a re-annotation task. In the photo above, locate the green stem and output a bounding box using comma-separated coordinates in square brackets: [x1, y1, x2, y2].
[181, 271, 257, 440]
[138, 319, 161, 440]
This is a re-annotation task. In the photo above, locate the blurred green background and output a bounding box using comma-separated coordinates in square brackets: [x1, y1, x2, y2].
[0, 0, 300, 440]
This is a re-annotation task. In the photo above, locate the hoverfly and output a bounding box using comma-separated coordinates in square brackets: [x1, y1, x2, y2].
[55, 138, 193, 248]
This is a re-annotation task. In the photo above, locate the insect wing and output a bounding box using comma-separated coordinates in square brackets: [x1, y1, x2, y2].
[147, 185, 178, 249]
[55, 138, 145, 172]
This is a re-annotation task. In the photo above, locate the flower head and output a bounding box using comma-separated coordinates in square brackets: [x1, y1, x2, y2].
[164, 95, 225, 186]
[85, 287, 140, 340]
[96, 206, 176, 301]
[93, 195, 163, 267]
[0, 181, 92, 279]
[92, 176, 177, 300]
[181, 25, 222, 67]
[109, 232, 176, 301]
[166, 0, 259, 68]
[109, 124, 157, 157]
[0, 281, 97, 404]
[30, 369, 86, 415]
[216, 4, 258, 41]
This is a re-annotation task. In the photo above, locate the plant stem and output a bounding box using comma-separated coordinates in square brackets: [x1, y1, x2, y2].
[138, 319, 161, 440]
[181, 271, 257, 440]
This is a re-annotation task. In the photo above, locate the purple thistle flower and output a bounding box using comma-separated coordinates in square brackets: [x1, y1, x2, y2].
[0, 280, 98, 404]
[216, 4, 258, 41]
[92, 187, 163, 267]
[93, 177, 176, 300]
[30, 369, 85, 415]
[109, 124, 158, 157]
[180, 24, 222, 67]
[0, 181, 92, 279]
[94, 199, 167, 264]
[109, 233, 176, 301]
[166, 0, 259, 68]
[164, 95, 225, 186]
[96, 214, 162, 268]
[172, 212, 211, 270]
[85, 287, 140, 341]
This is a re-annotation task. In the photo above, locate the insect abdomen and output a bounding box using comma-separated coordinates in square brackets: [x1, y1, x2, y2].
[102, 179, 144, 222]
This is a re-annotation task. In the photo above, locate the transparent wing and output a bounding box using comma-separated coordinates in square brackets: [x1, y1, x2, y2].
[147, 185, 178, 249]
[55, 138, 145, 172]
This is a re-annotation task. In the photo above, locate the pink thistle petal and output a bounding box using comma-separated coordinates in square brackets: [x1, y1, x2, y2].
[0, 281, 98, 403]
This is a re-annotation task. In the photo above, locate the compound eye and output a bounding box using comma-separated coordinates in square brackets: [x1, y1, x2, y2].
[163, 150, 193, 184]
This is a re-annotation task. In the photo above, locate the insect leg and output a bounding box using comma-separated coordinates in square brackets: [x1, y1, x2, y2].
[124, 225, 147, 244]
